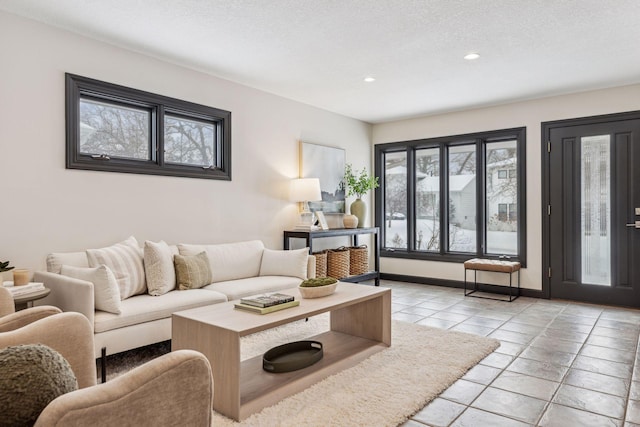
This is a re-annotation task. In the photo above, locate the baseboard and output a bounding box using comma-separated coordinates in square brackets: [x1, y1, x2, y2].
[380, 273, 547, 299]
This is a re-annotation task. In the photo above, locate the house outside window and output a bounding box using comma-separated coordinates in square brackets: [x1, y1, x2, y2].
[375, 127, 526, 265]
[498, 204, 508, 221]
[497, 203, 517, 222]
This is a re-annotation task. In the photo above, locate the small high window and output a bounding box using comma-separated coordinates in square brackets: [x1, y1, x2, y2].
[66, 74, 231, 180]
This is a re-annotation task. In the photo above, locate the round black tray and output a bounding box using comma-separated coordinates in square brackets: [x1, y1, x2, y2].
[263, 340, 323, 373]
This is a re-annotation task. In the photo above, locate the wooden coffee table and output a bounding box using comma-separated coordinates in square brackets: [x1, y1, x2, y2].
[172, 282, 391, 421]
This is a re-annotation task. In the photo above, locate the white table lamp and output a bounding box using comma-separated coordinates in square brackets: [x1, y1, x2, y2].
[290, 178, 322, 230]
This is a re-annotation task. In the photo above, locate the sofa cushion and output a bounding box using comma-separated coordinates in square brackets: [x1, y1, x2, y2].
[174, 252, 212, 290]
[61, 265, 122, 314]
[86, 236, 146, 300]
[259, 248, 309, 280]
[93, 289, 228, 333]
[144, 240, 178, 296]
[203, 276, 302, 301]
[178, 240, 264, 283]
[46, 251, 89, 274]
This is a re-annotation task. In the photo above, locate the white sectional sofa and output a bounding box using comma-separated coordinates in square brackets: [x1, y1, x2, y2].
[34, 238, 315, 363]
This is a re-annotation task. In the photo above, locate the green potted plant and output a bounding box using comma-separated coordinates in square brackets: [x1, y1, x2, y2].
[344, 163, 379, 228]
[299, 277, 338, 298]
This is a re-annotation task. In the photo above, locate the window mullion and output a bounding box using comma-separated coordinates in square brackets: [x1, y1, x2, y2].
[517, 128, 527, 263]
[441, 145, 449, 254]
[374, 145, 384, 231]
[154, 105, 162, 165]
[477, 139, 486, 257]
[407, 148, 416, 252]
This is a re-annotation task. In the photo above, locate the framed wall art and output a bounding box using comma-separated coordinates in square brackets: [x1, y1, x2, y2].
[300, 141, 345, 214]
[315, 211, 329, 230]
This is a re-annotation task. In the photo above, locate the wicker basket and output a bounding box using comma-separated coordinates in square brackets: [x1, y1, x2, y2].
[312, 251, 327, 278]
[349, 245, 369, 276]
[327, 247, 350, 279]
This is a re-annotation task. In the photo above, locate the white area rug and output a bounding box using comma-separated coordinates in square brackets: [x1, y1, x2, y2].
[213, 314, 499, 427]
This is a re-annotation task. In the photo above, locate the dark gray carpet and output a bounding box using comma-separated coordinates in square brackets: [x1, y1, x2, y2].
[97, 341, 171, 382]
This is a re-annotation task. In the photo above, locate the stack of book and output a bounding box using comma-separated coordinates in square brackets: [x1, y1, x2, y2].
[293, 224, 320, 231]
[2, 282, 45, 297]
[234, 292, 299, 314]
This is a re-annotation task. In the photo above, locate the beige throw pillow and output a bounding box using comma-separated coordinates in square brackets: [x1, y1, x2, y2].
[144, 240, 177, 296]
[174, 252, 212, 290]
[259, 247, 309, 280]
[86, 236, 146, 300]
[60, 264, 122, 314]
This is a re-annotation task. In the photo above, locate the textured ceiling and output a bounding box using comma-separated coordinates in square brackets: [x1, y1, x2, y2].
[1, 0, 639, 123]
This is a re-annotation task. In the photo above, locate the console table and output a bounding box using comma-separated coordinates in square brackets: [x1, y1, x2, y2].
[284, 227, 380, 286]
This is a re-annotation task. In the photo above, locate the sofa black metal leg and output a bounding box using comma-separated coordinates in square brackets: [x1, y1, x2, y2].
[101, 347, 107, 383]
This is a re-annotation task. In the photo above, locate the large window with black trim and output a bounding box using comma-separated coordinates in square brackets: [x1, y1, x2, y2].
[374, 127, 526, 265]
[66, 73, 231, 180]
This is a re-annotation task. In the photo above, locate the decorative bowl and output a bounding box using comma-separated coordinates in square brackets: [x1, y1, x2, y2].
[298, 282, 338, 298]
[263, 340, 323, 373]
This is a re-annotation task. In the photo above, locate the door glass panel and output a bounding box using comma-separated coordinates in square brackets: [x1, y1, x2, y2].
[415, 148, 440, 251]
[581, 135, 611, 286]
[448, 145, 476, 252]
[384, 151, 407, 249]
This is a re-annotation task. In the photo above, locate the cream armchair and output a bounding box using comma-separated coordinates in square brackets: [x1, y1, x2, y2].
[0, 286, 98, 389]
[35, 349, 213, 427]
[0, 285, 213, 426]
[0, 308, 97, 389]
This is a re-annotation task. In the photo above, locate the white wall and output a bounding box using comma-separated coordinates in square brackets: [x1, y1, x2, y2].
[373, 84, 640, 290]
[3, 11, 639, 291]
[0, 12, 372, 274]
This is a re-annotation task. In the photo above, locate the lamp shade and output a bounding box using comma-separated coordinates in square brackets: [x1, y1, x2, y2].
[290, 178, 322, 202]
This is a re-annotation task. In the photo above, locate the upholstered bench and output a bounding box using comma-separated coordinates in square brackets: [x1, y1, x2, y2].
[463, 258, 521, 302]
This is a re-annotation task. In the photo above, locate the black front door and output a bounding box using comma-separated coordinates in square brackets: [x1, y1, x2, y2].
[543, 112, 640, 307]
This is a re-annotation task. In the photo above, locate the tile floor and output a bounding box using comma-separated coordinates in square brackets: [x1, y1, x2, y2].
[381, 280, 640, 427]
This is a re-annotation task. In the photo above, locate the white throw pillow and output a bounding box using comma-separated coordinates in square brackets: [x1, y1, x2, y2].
[60, 264, 122, 314]
[144, 240, 177, 296]
[86, 236, 146, 300]
[46, 251, 89, 274]
[178, 240, 265, 283]
[259, 247, 309, 280]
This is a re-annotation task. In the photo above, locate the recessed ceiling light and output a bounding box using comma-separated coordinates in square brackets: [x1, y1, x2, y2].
[464, 53, 480, 60]
[364, 76, 376, 83]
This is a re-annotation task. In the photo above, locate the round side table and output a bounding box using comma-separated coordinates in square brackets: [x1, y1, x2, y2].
[13, 288, 51, 311]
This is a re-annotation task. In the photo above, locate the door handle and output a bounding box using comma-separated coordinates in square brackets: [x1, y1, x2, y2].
[627, 221, 640, 228]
